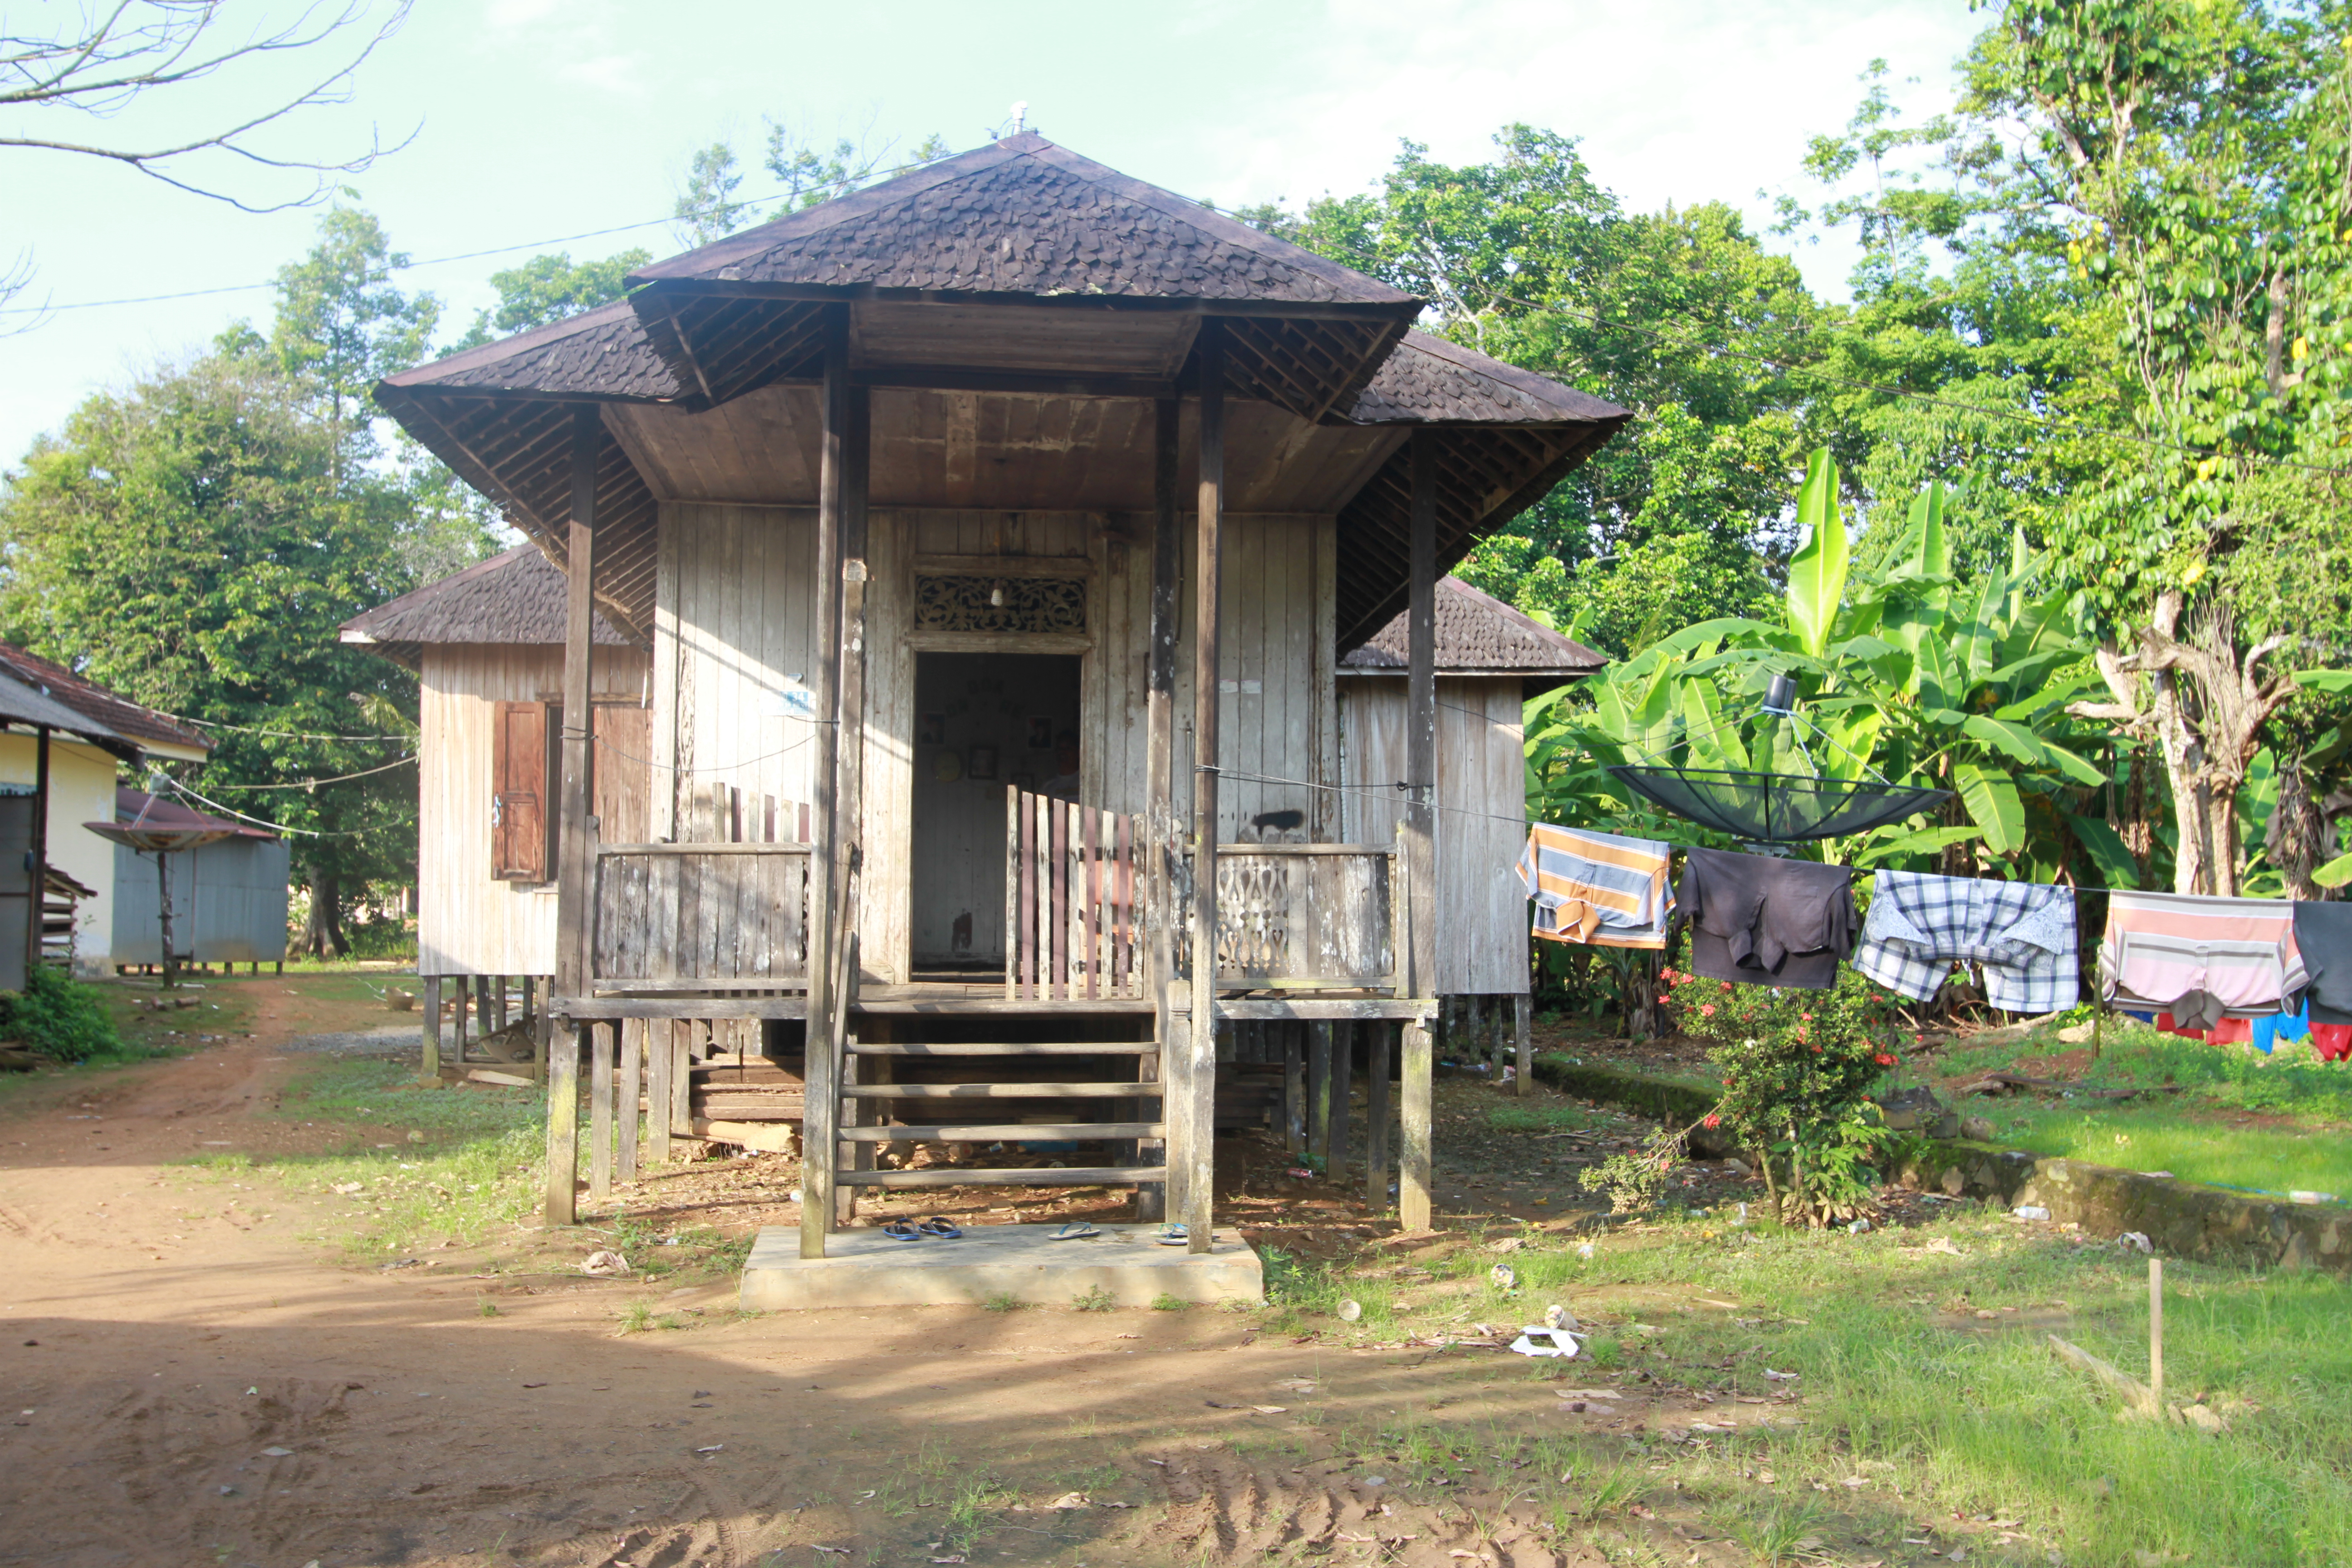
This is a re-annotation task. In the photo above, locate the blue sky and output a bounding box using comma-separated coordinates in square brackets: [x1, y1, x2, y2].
[0, 0, 1986, 466]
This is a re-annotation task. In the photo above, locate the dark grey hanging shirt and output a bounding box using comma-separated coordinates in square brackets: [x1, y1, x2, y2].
[1677, 846, 1858, 991]
[2294, 901, 2352, 1024]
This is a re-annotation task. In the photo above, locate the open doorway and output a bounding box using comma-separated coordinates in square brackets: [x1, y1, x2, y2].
[910, 651, 1081, 974]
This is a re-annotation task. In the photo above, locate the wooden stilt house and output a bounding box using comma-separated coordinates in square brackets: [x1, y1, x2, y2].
[372, 134, 1627, 1253]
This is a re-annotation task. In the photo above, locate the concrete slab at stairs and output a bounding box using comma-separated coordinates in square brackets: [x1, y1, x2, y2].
[739, 1222, 1263, 1310]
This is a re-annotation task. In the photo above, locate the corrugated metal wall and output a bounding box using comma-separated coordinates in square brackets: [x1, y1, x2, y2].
[111, 838, 291, 964]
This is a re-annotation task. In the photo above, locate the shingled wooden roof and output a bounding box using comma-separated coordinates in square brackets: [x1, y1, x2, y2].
[0, 642, 209, 759]
[373, 136, 1629, 651]
[338, 545, 636, 671]
[1340, 576, 1605, 686]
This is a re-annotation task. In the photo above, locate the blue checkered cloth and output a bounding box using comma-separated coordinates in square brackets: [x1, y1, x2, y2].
[1853, 871, 2079, 1014]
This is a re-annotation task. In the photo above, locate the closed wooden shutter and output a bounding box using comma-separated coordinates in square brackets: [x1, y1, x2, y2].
[491, 701, 549, 881]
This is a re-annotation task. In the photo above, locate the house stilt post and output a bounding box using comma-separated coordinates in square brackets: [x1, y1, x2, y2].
[1400, 430, 1439, 1230]
[1181, 321, 1226, 1251]
[546, 404, 601, 1225]
[799, 310, 853, 1261]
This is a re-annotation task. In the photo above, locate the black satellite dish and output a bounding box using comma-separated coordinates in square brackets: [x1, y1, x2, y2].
[1606, 673, 1950, 845]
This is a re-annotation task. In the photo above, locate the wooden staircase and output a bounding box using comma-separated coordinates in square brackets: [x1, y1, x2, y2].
[827, 1023, 1166, 1198]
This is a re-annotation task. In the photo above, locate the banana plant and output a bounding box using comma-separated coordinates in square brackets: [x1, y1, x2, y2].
[1529, 452, 2112, 877]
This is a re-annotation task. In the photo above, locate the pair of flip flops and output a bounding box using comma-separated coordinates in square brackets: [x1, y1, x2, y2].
[882, 1217, 963, 1242]
[1049, 1221, 1099, 1240]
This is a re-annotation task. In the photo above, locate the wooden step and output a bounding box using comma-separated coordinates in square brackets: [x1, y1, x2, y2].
[842, 1082, 1161, 1099]
[848, 1041, 1155, 1057]
[837, 1122, 1162, 1142]
[836, 1165, 1166, 1188]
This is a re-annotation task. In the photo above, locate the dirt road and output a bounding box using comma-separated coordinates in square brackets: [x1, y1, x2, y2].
[0, 1002, 1768, 1568]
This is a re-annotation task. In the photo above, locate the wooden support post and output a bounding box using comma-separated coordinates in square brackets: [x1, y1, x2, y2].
[155, 848, 178, 990]
[670, 1024, 691, 1138]
[837, 1027, 867, 1227]
[799, 314, 851, 1261]
[1142, 395, 1179, 1226]
[1514, 994, 1533, 1097]
[1283, 1026, 1305, 1153]
[492, 974, 509, 1033]
[1306, 1021, 1332, 1157]
[421, 975, 443, 1082]
[532, 987, 549, 1083]
[1183, 321, 1226, 1254]
[2149, 1257, 2165, 1410]
[1328, 1019, 1353, 1171]
[1365, 1022, 1391, 1209]
[25, 725, 47, 978]
[588, 1021, 614, 1205]
[1401, 1014, 1434, 1230]
[616, 1018, 641, 1183]
[553, 406, 600, 1002]
[544, 1020, 580, 1224]
[547, 404, 600, 1222]
[1404, 431, 1439, 1004]
[520, 974, 535, 1024]
[646, 1014, 672, 1167]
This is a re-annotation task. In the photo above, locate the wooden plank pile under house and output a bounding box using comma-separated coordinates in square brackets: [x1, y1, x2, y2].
[368, 132, 1627, 1288]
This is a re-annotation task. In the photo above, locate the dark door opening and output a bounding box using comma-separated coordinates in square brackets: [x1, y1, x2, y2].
[910, 651, 1082, 973]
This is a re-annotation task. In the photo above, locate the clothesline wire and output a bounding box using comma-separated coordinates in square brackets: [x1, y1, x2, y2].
[588, 729, 814, 775]
[149, 774, 373, 839]
[191, 754, 417, 790]
[183, 717, 415, 742]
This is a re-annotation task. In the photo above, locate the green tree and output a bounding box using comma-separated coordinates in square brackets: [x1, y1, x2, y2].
[1256, 127, 1825, 648]
[1937, 1, 2352, 895]
[455, 249, 652, 348]
[672, 124, 954, 246]
[0, 206, 496, 954]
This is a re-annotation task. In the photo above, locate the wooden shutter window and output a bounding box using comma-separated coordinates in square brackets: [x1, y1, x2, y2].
[491, 701, 550, 882]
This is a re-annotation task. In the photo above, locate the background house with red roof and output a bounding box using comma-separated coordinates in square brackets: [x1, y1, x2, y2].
[0, 643, 211, 974]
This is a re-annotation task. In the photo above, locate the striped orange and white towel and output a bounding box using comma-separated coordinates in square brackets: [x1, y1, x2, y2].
[1518, 825, 1675, 950]
[2101, 891, 2306, 1024]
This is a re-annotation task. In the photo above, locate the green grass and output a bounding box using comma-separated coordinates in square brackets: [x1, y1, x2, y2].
[1259, 1208, 2352, 1566]
[1935, 1016, 2352, 1197]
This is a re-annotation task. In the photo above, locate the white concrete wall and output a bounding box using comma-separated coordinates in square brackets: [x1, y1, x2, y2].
[0, 736, 123, 974]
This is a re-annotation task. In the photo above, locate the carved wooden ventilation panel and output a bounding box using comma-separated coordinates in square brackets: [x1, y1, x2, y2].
[913, 574, 1087, 635]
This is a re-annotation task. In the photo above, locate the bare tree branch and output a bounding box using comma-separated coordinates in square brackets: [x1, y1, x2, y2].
[0, 1, 414, 216]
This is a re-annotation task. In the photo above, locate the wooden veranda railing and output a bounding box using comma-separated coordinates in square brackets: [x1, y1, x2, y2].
[1004, 786, 1145, 1000]
[1185, 843, 1401, 991]
[590, 782, 813, 991]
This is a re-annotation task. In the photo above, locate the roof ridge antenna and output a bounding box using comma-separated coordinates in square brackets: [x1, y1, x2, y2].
[1008, 101, 1028, 138]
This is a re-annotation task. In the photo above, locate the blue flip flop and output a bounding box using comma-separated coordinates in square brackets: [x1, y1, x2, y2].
[882, 1219, 923, 1242]
[1050, 1221, 1100, 1240]
[917, 1217, 963, 1239]
[1155, 1223, 1189, 1246]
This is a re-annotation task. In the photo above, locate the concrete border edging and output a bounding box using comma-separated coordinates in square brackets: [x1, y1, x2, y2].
[1531, 1052, 2351, 1274]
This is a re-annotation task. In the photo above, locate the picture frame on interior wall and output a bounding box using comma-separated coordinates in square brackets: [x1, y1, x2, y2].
[1026, 715, 1054, 749]
[969, 745, 998, 781]
[919, 712, 947, 745]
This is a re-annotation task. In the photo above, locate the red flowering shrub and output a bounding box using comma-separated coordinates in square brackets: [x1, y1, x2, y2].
[1663, 964, 1901, 1223]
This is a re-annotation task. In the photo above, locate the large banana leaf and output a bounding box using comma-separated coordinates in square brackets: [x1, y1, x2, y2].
[2067, 815, 2142, 889]
[1784, 449, 1848, 659]
[1850, 823, 1984, 869]
[1953, 761, 2026, 856]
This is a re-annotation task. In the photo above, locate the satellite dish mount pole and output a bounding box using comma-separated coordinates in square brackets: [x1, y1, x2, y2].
[155, 848, 177, 990]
